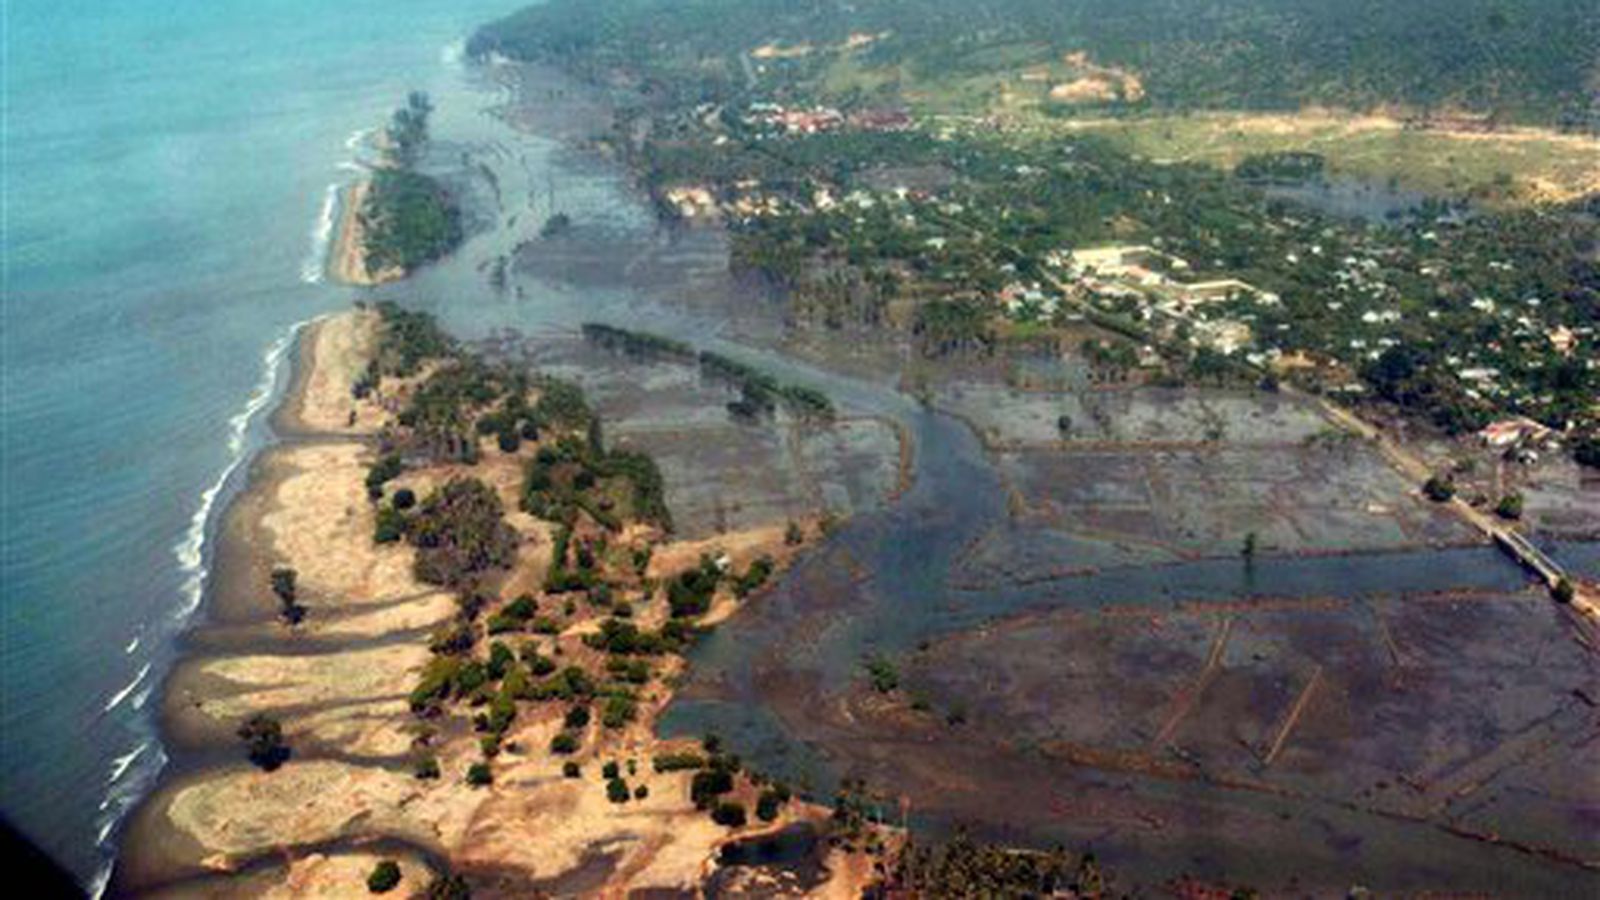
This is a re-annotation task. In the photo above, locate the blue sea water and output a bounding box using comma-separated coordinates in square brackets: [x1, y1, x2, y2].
[1, 0, 519, 889]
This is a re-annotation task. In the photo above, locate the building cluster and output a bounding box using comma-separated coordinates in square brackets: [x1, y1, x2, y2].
[1050, 244, 1278, 357]
[743, 103, 913, 137]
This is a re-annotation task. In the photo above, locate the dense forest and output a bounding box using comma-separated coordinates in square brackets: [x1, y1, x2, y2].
[472, 0, 1598, 127]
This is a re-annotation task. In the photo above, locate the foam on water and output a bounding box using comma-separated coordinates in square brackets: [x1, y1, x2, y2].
[102, 663, 151, 714]
[299, 183, 341, 284]
[171, 317, 311, 620]
[123, 636, 140, 655]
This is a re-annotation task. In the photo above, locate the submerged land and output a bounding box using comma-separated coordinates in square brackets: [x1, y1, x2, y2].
[115, 1, 1600, 896]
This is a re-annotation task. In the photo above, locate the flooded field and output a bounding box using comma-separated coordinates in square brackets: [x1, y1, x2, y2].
[302, 59, 1595, 896]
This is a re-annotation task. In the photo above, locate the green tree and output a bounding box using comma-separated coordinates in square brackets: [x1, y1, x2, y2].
[237, 714, 290, 771]
[367, 860, 402, 894]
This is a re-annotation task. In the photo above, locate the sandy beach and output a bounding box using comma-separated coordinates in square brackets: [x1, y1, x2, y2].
[113, 309, 879, 897]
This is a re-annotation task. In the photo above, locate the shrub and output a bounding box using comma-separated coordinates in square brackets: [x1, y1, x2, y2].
[366, 453, 404, 499]
[270, 566, 305, 624]
[634, 784, 650, 800]
[487, 641, 515, 680]
[562, 761, 581, 778]
[1554, 578, 1576, 604]
[602, 760, 620, 779]
[238, 714, 290, 771]
[711, 801, 747, 827]
[756, 788, 787, 822]
[564, 705, 591, 729]
[864, 655, 899, 693]
[409, 478, 518, 587]
[690, 769, 734, 808]
[367, 860, 402, 894]
[652, 752, 706, 773]
[1496, 492, 1524, 520]
[413, 756, 441, 780]
[374, 504, 408, 544]
[606, 777, 630, 803]
[393, 488, 417, 510]
[1423, 476, 1456, 503]
[601, 694, 636, 729]
[466, 762, 492, 786]
[550, 731, 580, 754]
[423, 872, 472, 900]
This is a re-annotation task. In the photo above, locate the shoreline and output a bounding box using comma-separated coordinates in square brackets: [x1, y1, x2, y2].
[325, 180, 402, 287]
[114, 308, 880, 897]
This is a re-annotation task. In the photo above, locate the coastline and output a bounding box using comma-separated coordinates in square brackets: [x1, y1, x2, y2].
[114, 309, 883, 897]
[325, 181, 402, 287]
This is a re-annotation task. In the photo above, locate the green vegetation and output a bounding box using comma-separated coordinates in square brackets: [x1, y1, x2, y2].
[1495, 492, 1524, 520]
[270, 566, 304, 625]
[1554, 578, 1576, 603]
[864, 654, 900, 693]
[1423, 475, 1457, 503]
[408, 478, 519, 588]
[474, 1, 1600, 463]
[423, 872, 472, 900]
[474, 0, 1597, 127]
[584, 323, 836, 422]
[1235, 151, 1326, 184]
[237, 714, 290, 772]
[466, 761, 493, 786]
[362, 168, 462, 276]
[360, 93, 462, 276]
[652, 751, 706, 772]
[888, 833, 1079, 895]
[367, 860, 402, 894]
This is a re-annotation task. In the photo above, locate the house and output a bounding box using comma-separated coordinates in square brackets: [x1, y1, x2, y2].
[1479, 417, 1553, 449]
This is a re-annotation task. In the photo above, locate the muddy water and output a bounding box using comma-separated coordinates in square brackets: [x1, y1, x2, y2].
[339, 60, 1592, 896]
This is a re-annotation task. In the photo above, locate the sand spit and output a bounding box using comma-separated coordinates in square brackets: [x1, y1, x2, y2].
[117, 311, 880, 897]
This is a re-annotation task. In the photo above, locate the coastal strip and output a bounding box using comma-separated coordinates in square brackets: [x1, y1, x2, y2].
[114, 306, 887, 897]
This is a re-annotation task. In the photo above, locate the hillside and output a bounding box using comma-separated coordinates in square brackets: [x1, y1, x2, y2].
[471, 0, 1598, 128]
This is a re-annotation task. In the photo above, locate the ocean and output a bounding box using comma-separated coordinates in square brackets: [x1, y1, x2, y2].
[1, 0, 520, 889]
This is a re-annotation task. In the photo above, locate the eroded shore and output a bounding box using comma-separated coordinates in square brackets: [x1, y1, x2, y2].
[114, 311, 888, 897]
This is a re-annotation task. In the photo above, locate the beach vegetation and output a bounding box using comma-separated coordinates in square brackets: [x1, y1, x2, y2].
[423, 872, 472, 900]
[409, 478, 518, 588]
[270, 566, 305, 625]
[237, 714, 291, 771]
[367, 860, 402, 894]
[711, 801, 747, 827]
[1423, 476, 1457, 503]
[362, 169, 462, 276]
[1495, 492, 1524, 520]
[691, 768, 734, 809]
[653, 751, 706, 772]
[756, 787, 789, 822]
[863, 654, 900, 693]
